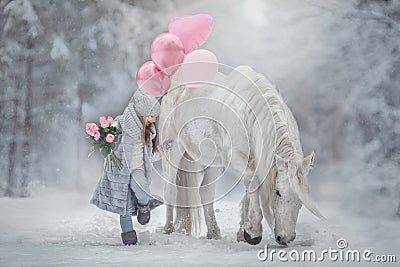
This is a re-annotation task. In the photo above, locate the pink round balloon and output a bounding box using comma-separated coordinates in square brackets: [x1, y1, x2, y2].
[136, 61, 171, 96]
[168, 13, 214, 54]
[172, 49, 218, 88]
[151, 33, 185, 77]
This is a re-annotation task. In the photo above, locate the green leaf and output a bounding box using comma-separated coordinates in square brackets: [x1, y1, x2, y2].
[102, 147, 111, 157]
[93, 143, 101, 151]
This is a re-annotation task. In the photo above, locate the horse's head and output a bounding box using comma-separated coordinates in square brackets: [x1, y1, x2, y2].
[273, 150, 324, 245]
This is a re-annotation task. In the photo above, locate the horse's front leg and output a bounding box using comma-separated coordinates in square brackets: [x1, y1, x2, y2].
[163, 176, 176, 234]
[237, 193, 249, 242]
[200, 167, 223, 240]
[243, 188, 263, 245]
[164, 204, 175, 234]
[161, 139, 179, 235]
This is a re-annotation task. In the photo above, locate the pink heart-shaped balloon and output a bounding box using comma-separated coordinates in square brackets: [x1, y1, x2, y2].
[172, 49, 218, 88]
[136, 61, 171, 96]
[151, 33, 185, 77]
[168, 13, 214, 54]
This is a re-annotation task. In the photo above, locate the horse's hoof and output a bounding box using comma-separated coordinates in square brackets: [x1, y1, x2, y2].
[163, 224, 175, 235]
[206, 229, 221, 240]
[244, 230, 262, 245]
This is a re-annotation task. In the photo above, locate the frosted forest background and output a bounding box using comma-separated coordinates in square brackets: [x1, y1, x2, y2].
[0, 0, 399, 257]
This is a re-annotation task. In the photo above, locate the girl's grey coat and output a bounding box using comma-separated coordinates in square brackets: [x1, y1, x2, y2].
[90, 117, 159, 216]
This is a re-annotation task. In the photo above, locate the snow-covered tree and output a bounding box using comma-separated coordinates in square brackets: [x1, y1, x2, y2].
[0, 0, 42, 196]
[0, 0, 178, 195]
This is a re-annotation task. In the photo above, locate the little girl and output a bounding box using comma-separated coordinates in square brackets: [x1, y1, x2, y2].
[90, 89, 163, 246]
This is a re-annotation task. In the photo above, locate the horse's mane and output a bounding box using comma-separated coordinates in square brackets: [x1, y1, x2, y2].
[231, 65, 303, 176]
[263, 87, 304, 230]
[231, 66, 306, 229]
[264, 93, 303, 159]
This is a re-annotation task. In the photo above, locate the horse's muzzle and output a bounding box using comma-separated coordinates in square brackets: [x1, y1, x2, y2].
[275, 232, 296, 245]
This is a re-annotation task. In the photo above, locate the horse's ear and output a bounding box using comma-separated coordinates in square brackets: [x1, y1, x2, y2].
[302, 150, 315, 171]
[275, 154, 287, 173]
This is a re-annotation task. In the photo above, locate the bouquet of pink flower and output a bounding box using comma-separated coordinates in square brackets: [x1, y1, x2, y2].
[86, 116, 123, 171]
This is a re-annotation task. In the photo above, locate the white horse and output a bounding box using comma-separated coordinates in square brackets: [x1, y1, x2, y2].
[159, 65, 324, 245]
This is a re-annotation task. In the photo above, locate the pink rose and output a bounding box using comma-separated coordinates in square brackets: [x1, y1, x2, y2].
[93, 131, 101, 141]
[85, 123, 92, 135]
[86, 123, 99, 136]
[106, 134, 115, 143]
[99, 116, 110, 128]
[91, 123, 99, 131]
[99, 116, 106, 123]
[101, 121, 110, 128]
[107, 116, 113, 124]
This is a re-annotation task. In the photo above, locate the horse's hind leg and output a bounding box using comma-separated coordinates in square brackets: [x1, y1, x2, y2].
[200, 166, 224, 240]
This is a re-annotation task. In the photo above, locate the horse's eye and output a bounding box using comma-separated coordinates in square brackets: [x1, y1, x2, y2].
[275, 189, 281, 197]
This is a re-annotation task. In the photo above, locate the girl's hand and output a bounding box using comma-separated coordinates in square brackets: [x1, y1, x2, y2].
[162, 138, 174, 151]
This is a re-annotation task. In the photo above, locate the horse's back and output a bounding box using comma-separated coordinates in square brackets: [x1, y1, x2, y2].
[160, 65, 300, 179]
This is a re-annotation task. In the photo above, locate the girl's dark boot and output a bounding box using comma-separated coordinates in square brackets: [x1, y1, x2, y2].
[121, 230, 137, 246]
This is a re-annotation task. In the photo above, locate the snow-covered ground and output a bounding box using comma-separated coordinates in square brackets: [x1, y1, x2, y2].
[0, 184, 398, 266]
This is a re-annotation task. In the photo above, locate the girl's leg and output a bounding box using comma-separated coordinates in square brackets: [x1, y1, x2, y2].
[120, 214, 137, 246]
[130, 169, 151, 205]
[120, 214, 134, 233]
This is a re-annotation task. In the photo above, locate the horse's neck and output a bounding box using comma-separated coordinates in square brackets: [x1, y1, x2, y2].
[231, 67, 303, 191]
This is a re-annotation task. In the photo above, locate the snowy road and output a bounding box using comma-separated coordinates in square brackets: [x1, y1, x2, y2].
[0, 189, 398, 266]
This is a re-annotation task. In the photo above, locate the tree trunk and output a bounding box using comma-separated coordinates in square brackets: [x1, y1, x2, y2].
[20, 36, 34, 197]
[5, 78, 20, 197]
[75, 49, 85, 190]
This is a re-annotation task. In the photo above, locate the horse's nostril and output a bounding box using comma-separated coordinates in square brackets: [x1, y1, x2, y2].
[276, 235, 281, 242]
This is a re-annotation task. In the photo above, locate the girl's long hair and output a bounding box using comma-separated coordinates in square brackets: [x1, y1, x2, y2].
[144, 122, 158, 154]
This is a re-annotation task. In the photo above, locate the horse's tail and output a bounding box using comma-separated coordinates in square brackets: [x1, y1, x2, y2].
[174, 152, 202, 236]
